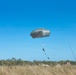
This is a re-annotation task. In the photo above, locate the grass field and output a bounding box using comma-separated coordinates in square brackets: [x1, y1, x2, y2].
[0, 65, 76, 75]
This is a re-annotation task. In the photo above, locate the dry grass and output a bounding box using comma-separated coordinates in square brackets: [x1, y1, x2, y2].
[0, 65, 76, 75]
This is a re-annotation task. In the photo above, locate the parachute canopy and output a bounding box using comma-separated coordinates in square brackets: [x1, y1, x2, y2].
[30, 28, 50, 38]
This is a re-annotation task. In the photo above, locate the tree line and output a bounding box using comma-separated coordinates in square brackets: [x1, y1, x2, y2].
[0, 58, 76, 66]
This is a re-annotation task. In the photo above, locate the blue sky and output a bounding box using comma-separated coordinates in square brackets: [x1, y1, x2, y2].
[0, 0, 76, 61]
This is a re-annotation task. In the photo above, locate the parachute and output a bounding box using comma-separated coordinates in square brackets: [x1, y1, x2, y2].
[30, 28, 50, 38]
[30, 28, 50, 60]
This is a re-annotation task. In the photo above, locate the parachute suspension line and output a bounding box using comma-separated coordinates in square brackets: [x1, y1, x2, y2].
[69, 44, 76, 61]
[42, 48, 50, 60]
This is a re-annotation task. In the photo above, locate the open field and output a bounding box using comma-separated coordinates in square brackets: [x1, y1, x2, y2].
[0, 65, 76, 75]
